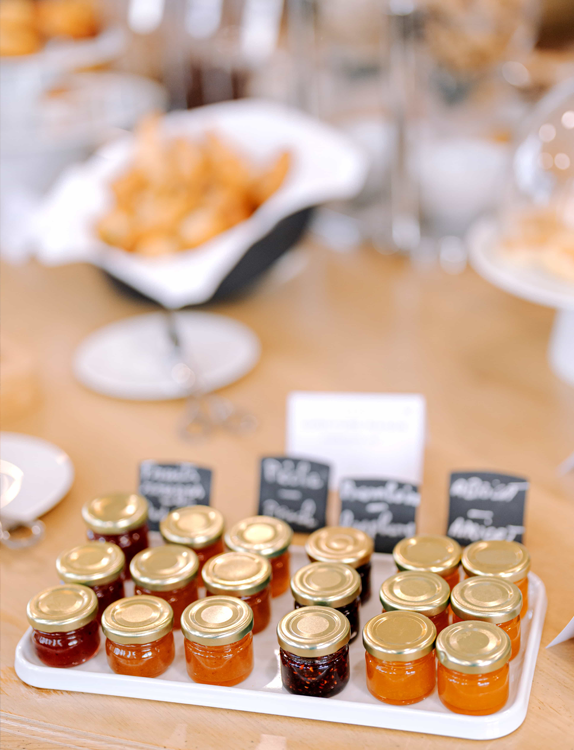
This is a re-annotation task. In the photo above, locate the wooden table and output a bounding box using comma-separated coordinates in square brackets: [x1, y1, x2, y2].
[1, 245, 573, 750]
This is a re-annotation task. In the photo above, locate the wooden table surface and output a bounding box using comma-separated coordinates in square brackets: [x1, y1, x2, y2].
[1, 245, 574, 750]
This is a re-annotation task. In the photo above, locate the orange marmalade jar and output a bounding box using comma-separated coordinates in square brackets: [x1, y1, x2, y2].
[182, 596, 254, 686]
[380, 571, 450, 635]
[436, 621, 512, 715]
[160, 505, 225, 580]
[306, 527, 374, 603]
[450, 576, 522, 660]
[102, 596, 175, 678]
[462, 540, 531, 619]
[363, 611, 437, 705]
[225, 516, 292, 598]
[130, 545, 199, 629]
[393, 535, 462, 591]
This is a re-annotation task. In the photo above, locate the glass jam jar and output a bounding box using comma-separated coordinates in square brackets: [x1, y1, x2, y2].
[291, 562, 362, 642]
[130, 545, 199, 629]
[380, 570, 451, 635]
[202, 551, 272, 634]
[363, 610, 437, 705]
[56, 542, 125, 622]
[225, 516, 292, 598]
[181, 596, 254, 686]
[436, 621, 512, 715]
[160, 505, 225, 580]
[101, 595, 175, 678]
[306, 527, 374, 603]
[277, 606, 351, 697]
[450, 576, 522, 660]
[393, 535, 462, 591]
[27, 584, 100, 668]
[82, 493, 149, 578]
[462, 540, 531, 618]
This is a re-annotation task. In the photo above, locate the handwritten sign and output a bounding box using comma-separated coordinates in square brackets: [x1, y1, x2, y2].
[139, 461, 212, 531]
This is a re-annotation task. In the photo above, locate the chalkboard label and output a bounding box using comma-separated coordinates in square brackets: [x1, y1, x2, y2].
[257, 457, 330, 533]
[447, 471, 528, 545]
[139, 461, 212, 531]
[339, 478, 420, 554]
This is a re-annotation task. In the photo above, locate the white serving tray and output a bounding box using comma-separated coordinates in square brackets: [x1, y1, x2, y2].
[15, 545, 546, 741]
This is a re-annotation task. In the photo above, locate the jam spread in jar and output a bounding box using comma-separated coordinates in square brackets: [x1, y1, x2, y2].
[436, 621, 511, 715]
[277, 606, 351, 697]
[27, 584, 100, 667]
[306, 527, 374, 603]
[181, 596, 254, 686]
[160, 505, 225, 579]
[225, 516, 292, 598]
[393, 535, 462, 591]
[130, 545, 199, 629]
[363, 610, 437, 705]
[202, 551, 272, 634]
[102, 595, 175, 678]
[379, 570, 450, 635]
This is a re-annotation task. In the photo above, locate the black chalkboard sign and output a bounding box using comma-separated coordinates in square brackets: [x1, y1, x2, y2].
[339, 478, 420, 554]
[257, 457, 330, 533]
[139, 461, 212, 531]
[447, 471, 528, 546]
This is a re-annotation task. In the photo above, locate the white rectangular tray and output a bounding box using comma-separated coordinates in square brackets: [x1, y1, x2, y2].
[15, 545, 546, 741]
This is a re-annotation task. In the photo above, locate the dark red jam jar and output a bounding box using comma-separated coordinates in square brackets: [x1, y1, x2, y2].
[306, 527, 374, 603]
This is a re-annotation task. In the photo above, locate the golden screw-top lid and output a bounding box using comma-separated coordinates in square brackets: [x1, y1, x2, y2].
[380, 571, 450, 617]
[101, 596, 173, 645]
[363, 611, 437, 662]
[225, 516, 292, 559]
[462, 540, 531, 583]
[82, 493, 148, 534]
[160, 505, 224, 549]
[291, 562, 362, 608]
[27, 584, 98, 633]
[277, 606, 350, 657]
[305, 527, 374, 569]
[130, 545, 199, 592]
[181, 596, 253, 646]
[393, 535, 462, 577]
[56, 542, 125, 587]
[202, 552, 271, 595]
[451, 576, 522, 624]
[436, 621, 512, 674]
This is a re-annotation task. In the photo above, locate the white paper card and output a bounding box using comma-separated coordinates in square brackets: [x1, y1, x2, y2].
[546, 616, 574, 648]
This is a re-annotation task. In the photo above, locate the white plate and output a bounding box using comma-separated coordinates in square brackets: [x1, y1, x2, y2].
[15, 545, 547, 740]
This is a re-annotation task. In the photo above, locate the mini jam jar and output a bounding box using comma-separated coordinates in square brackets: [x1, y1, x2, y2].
[436, 621, 512, 715]
[225, 516, 292, 598]
[393, 535, 462, 591]
[305, 527, 374, 603]
[277, 606, 351, 697]
[291, 562, 362, 643]
[363, 611, 437, 705]
[202, 552, 272, 634]
[101, 595, 175, 678]
[450, 576, 522, 660]
[56, 542, 125, 622]
[130, 545, 200, 629]
[27, 584, 100, 668]
[160, 505, 225, 579]
[462, 540, 531, 618]
[181, 596, 254, 686]
[380, 571, 451, 636]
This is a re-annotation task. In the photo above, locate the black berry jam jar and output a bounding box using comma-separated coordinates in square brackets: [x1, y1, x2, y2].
[277, 606, 350, 697]
[306, 527, 374, 603]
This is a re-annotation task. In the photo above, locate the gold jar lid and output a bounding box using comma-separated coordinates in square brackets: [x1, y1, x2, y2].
[181, 596, 253, 646]
[291, 562, 362, 608]
[305, 526, 374, 569]
[160, 505, 224, 549]
[27, 584, 98, 633]
[56, 542, 125, 587]
[130, 545, 199, 592]
[101, 595, 173, 645]
[277, 606, 350, 657]
[225, 516, 292, 559]
[462, 540, 530, 583]
[393, 535, 462, 577]
[451, 576, 522, 624]
[82, 493, 148, 534]
[202, 552, 271, 596]
[363, 611, 436, 662]
[380, 571, 450, 617]
[436, 621, 512, 674]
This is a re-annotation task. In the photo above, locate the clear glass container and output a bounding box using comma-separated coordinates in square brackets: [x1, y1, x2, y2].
[380, 570, 451, 636]
[306, 527, 374, 603]
[160, 505, 225, 579]
[393, 535, 462, 591]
